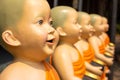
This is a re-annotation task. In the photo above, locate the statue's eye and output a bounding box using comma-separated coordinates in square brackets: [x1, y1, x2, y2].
[49, 21, 53, 26]
[38, 20, 43, 25]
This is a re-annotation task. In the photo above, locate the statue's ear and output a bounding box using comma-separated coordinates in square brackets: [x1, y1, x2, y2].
[56, 27, 67, 36]
[2, 30, 21, 46]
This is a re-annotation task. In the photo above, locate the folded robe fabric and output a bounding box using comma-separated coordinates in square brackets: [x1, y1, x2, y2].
[43, 61, 60, 80]
[73, 50, 86, 78]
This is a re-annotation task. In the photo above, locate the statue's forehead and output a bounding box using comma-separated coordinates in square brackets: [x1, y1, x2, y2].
[0, 0, 25, 27]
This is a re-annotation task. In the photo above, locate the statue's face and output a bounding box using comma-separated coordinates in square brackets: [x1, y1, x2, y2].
[93, 16, 104, 32]
[79, 14, 90, 26]
[102, 18, 109, 32]
[80, 14, 94, 35]
[15, 0, 59, 60]
[63, 10, 82, 40]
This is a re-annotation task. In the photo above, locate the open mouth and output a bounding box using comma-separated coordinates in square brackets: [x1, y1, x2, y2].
[46, 37, 55, 45]
[46, 34, 56, 47]
[47, 39, 54, 43]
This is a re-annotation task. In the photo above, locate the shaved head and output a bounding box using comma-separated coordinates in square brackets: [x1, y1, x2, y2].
[51, 6, 77, 28]
[78, 11, 89, 24]
[90, 14, 101, 26]
[0, 0, 24, 45]
[0, 0, 24, 28]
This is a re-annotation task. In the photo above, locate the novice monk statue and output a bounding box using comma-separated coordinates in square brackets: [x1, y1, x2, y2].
[51, 6, 85, 80]
[89, 14, 113, 80]
[0, 0, 60, 80]
[74, 12, 103, 80]
[90, 14, 113, 66]
[100, 17, 115, 57]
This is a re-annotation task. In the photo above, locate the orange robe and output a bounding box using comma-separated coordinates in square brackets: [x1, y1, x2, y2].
[104, 34, 110, 47]
[49, 50, 85, 79]
[73, 51, 86, 78]
[99, 43, 105, 54]
[83, 44, 101, 80]
[43, 61, 60, 80]
[99, 43, 107, 80]
[83, 44, 95, 63]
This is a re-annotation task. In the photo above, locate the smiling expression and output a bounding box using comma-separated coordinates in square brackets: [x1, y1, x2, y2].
[13, 0, 59, 61]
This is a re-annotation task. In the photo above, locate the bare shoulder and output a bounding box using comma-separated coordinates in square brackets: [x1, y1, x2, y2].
[0, 62, 45, 80]
[0, 62, 25, 80]
[89, 36, 98, 42]
[53, 44, 71, 60]
[54, 45, 70, 55]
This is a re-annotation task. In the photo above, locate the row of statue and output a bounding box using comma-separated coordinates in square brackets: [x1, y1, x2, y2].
[0, 0, 115, 80]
